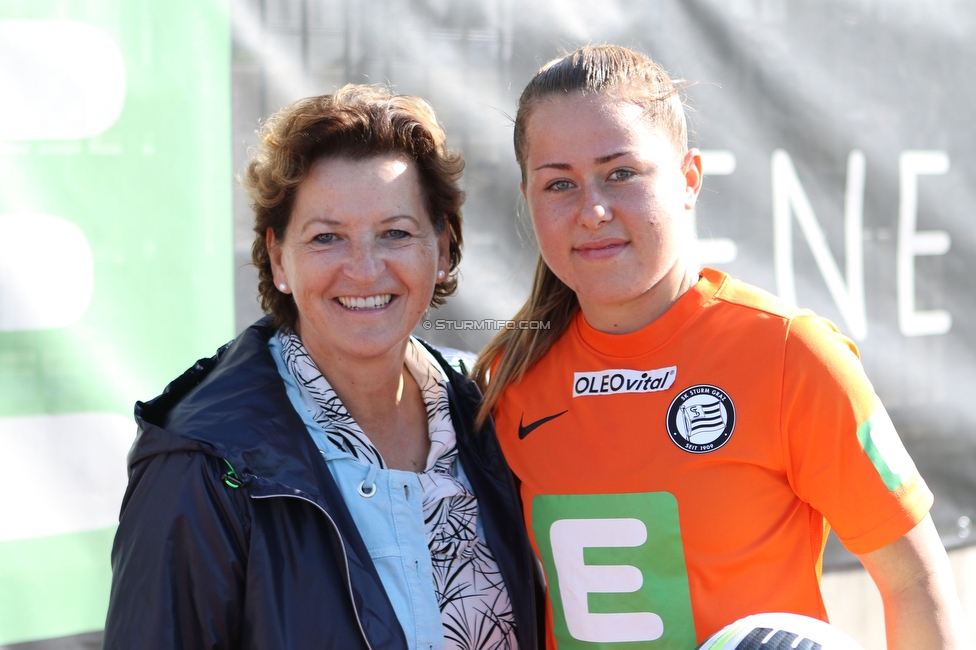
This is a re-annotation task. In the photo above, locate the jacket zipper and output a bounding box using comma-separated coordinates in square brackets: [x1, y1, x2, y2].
[251, 493, 374, 650]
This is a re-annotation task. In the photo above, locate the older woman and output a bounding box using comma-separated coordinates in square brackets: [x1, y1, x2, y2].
[104, 85, 538, 650]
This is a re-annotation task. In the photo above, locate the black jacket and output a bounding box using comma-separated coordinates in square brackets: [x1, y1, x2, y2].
[103, 318, 539, 649]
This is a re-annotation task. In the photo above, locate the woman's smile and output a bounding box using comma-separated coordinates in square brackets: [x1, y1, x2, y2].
[574, 237, 628, 261]
[336, 293, 394, 310]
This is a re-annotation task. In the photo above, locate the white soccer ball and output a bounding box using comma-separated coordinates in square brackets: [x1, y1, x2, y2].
[696, 612, 864, 649]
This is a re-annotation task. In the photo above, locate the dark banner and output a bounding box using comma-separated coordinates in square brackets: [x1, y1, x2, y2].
[230, 0, 976, 559]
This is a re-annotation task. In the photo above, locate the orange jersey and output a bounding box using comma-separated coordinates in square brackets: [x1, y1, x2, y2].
[494, 268, 932, 649]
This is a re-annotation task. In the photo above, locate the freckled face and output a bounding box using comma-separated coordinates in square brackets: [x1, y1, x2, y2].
[521, 94, 701, 325]
[268, 155, 450, 364]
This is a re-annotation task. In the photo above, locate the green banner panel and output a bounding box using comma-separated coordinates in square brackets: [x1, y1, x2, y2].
[0, 528, 116, 645]
[0, 0, 232, 644]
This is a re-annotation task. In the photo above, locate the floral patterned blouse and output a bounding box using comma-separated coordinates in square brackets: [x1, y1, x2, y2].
[277, 330, 518, 650]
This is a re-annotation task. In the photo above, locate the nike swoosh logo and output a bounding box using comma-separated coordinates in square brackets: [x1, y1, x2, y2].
[518, 410, 568, 439]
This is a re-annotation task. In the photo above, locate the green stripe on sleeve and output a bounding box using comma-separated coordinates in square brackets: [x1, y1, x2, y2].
[855, 408, 913, 491]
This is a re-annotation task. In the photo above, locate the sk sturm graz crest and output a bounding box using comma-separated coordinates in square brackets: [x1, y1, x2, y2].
[666, 385, 735, 453]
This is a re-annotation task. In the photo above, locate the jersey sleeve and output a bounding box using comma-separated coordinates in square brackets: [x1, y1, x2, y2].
[780, 314, 933, 555]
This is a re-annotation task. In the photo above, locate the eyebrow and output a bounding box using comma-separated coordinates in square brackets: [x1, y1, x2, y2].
[301, 216, 342, 229]
[381, 214, 418, 224]
[533, 151, 629, 171]
[596, 151, 628, 165]
[300, 214, 418, 231]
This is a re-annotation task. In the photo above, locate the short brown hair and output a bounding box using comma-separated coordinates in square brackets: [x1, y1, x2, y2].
[242, 84, 465, 330]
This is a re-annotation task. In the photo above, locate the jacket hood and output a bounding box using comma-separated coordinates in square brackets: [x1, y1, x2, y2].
[131, 317, 329, 495]
[129, 317, 485, 492]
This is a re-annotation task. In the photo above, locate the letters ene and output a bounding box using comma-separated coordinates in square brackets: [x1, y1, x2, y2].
[772, 149, 867, 340]
[549, 518, 664, 643]
[898, 151, 952, 336]
[771, 149, 951, 340]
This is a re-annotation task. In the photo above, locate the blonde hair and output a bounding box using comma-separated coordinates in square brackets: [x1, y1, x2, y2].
[473, 45, 689, 426]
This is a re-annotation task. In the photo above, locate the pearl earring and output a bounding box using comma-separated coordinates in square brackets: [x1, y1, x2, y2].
[436, 270, 446, 281]
[279, 283, 287, 292]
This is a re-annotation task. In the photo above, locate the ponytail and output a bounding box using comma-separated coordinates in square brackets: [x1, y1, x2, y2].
[473, 256, 578, 427]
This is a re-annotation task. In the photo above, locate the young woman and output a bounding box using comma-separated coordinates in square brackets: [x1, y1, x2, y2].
[474, 45, 965, 649]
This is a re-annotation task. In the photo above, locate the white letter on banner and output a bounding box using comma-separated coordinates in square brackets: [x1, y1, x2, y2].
[0, 20, 126, 141]
[0, 412, 133, 542]
[550, 518, 663, 642]
[695, 150, 738, 265]
[772, 149, 867, 340]
[0, 214, 94, 331]
[897, 151, 951, 337]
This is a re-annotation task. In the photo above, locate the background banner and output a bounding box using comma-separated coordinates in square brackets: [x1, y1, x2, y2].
[0, 0, 232, 646]
[2, 0, 973, 646]
[230, 0, 976, 565]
